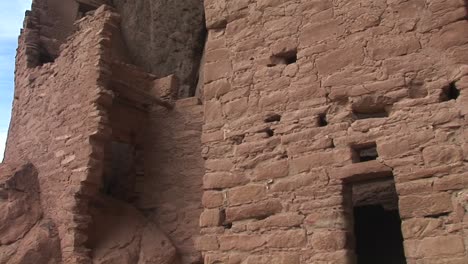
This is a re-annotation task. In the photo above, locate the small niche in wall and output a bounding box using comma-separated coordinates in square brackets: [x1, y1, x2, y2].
[441, 81, 460, 101]
[188, 16, 208, 98]
[267, 49, 297, 67]
[77, 2, 96, 19]
[264, 114, 282, 123]
[352, 143, 378, 163]
[38, 48, 55, 65]
[318, 114, 328, 127]
[29, 44, 56, 67]
[257, 127, 274, 137]
[353, 107, 388, 120]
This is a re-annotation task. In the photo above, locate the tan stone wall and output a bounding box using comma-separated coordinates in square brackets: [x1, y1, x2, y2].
[6, 3, 206, 263]
[4, 6, 118, 263]
[141, 98, 205, 263]
[199, 0, 468, 263]
[3, 0, 468, 263]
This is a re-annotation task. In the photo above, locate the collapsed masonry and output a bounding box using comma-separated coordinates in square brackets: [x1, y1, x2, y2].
[1, 0, 468, 263]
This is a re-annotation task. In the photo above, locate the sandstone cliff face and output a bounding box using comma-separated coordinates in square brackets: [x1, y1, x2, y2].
[0, 163, 61, 264]
[113, 0, 206, 97]
[1, 0, 468, 264]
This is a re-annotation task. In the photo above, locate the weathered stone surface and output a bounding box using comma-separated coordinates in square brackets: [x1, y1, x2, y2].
[225, 199, 283, 223]
[3, 0, 468, 263]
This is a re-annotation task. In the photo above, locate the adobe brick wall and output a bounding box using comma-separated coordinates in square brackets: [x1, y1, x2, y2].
[199, 0, 468, 263]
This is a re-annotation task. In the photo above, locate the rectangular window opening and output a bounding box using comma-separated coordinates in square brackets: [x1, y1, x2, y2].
[349, 176, 407, 264]
[352, 143, 378, 163]
[267, 49, 298, 67]
[353, 109, 389, 120]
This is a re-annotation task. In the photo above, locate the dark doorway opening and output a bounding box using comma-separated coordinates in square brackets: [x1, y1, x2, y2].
[351, 177, 406, 264]
[354, 205, 406, 264]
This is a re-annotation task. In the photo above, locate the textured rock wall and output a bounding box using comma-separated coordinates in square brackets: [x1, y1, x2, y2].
[141, 98, 205, 263]
[4, 6, 118, 263]
[2, 0, 468, 263]
[113, 0, 206, 98]
[198, 0, 468, 263]
[4, 2, 206, 263]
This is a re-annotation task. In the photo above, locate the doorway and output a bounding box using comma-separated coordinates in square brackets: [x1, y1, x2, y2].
[350, 177, 406, 264]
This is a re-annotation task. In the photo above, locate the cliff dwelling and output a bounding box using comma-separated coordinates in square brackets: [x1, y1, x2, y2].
[1, 0, 468, 263]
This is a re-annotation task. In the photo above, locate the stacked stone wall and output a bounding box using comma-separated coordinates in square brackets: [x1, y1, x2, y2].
[198, 0, 468, 263]
[2, 0, 468, 263]
[4, 6, 118, 263]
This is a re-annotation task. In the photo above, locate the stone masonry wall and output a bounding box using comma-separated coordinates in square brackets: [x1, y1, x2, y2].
[198, 0, 468, 263]
[5, 2, 206, 263]
[141, 98, 205, 263]
[3, 0, 468, 263]
[4, 6, 118, 263]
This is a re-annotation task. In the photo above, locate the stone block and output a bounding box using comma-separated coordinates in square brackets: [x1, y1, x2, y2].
[422, 145, 463, 166]
[204, 79, 231, 100]
[300, 20, 343, 47]
[368, 35, 421, 60]
[329, 160, 393, 182]
[150, 74, 177, 99]
[223, 97, 248, 118]
[252, 159, 289, 180]
[243, 254, 300, 264]
[247, 213, 305, 231]
[194, 235, 219, 251]
[218, 235, 266, 251]
[289, 149, 353, 174]
[304, 210, 347, 229]
[404, 235, 465, 258]
[433, 173, 468, 191]
[267, 229, 306, 248]
[204, 100, 223, 123]
[225, 199, 282, 222]
[401, 218, 442, 240]
[200, 209, 224, 227]
[399, 193, 453, 218]
[270, 171, 326, 192]
[202, 191, 224, 209]
[429, 21, 468, 50]
[205, 158, 235, 172]
[227, 184, 266, 206]
[203, 172, 248, 190]
[316, 44, 364, 76]
[310, 231, 347, 251]
[204, 60, 232, 83]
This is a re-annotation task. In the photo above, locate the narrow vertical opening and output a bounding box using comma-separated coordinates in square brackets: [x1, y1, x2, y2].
[350, 177, 406, 264]
[188, 15, 208, 97]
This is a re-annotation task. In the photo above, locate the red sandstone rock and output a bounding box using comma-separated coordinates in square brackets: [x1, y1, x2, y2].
[2, 0, 468, 263]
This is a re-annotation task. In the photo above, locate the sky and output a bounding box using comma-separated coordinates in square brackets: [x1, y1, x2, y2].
[0, 0, 32, 161]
